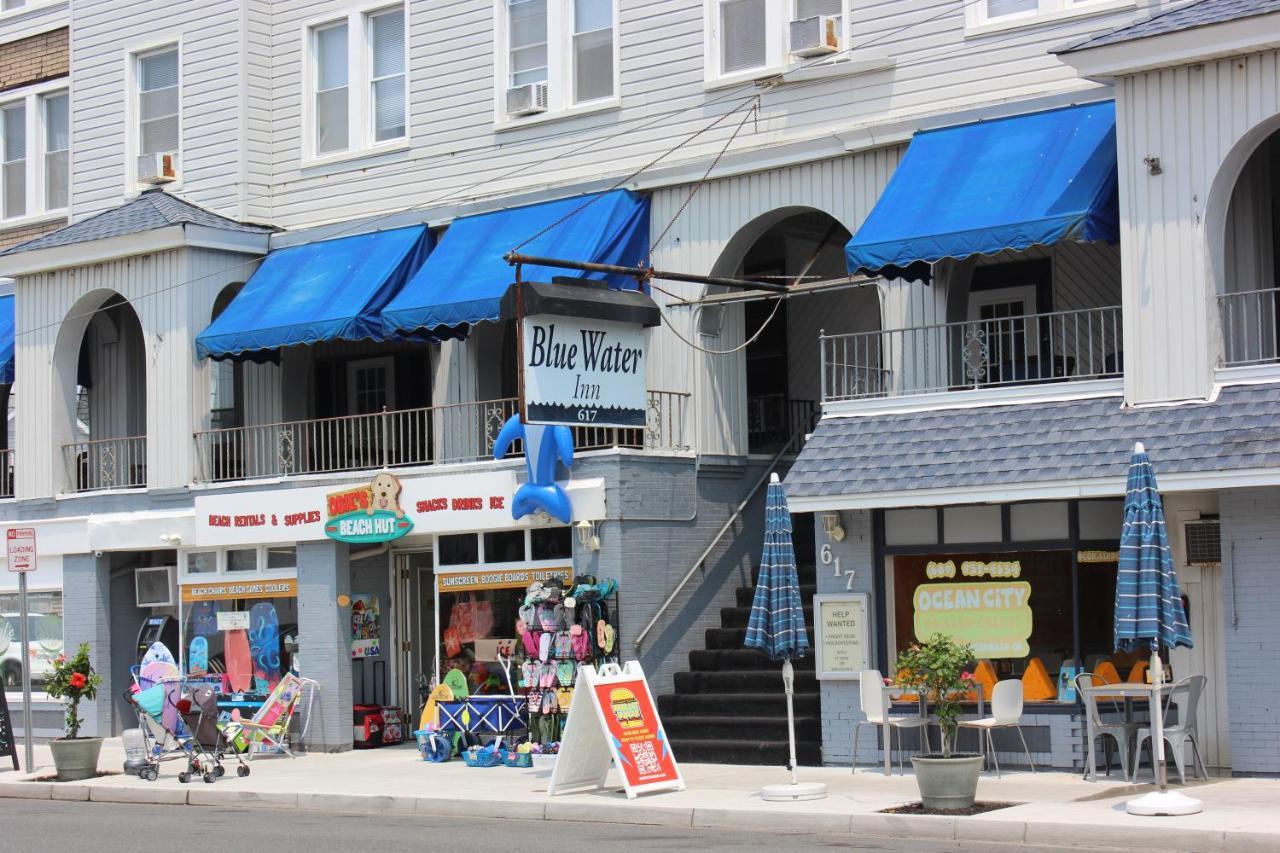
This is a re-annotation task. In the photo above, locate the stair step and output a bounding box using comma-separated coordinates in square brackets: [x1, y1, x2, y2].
[705, 626, 814, 650]
[662, 714, 821, 741]
[736, 584, 817, 608]
[719, 605, 813, 629]
[658, 692, 821, 718]
[669, 738, 823, 767]
[674, 669, 818, 693]
[689, 648, 816, 672]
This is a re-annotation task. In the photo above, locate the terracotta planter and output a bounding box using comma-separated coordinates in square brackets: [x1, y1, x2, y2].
[910, 753, 983, 810]
[49, 737, 103, 782]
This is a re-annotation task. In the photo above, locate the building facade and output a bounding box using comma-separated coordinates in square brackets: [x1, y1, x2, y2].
[0, 0, 1275, 774]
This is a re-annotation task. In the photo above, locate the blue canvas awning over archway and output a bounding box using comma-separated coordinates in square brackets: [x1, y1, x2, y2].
[845, 102, 1119, 282]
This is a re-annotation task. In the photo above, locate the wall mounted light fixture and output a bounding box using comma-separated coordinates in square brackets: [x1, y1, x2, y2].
[821, 512, 846, 542]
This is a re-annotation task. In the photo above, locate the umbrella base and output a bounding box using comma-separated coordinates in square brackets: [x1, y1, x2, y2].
[761, 781, 828, 802]
[1126, 791, 1203, 816]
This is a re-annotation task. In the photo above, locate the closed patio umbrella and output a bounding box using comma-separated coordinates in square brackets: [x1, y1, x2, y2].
[1115, 442, 1201, 816]
[745, 473, 825, 801]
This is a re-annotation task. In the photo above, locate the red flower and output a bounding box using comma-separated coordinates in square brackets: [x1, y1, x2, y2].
[68, 672, 87, 689]
[55, 655, 66, 665]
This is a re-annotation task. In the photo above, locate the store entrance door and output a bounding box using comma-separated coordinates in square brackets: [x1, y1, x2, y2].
[1171, 563, 1231, 771]
[394, 551, 435, 723]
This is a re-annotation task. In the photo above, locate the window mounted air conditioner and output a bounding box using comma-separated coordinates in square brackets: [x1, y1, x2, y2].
[506, 82, 548, 117]
[137, 152, 178, 185]
[135, 566, 176, 608]
[789, 15, 841, 58]
[1183, 518, 1221, 565]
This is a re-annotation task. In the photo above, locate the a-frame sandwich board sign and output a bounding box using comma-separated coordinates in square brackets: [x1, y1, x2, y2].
[548, 661, 685, 799]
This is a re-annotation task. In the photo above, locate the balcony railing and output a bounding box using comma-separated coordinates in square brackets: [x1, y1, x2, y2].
[0, 449, 12, 498]
[821, 305, 1124, 402]
[194, 390, 690, 484]
[747, 397, 816, 453]
[63, 436, 147, 492]
[1218, 288, 1280, 368]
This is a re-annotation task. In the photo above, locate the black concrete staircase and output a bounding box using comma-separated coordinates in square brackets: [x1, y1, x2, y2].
[659, 516, 821, 766]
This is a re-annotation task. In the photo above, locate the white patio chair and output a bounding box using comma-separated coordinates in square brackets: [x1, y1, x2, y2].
[1134, 674, 1209, 784]
[851, 669, 930, 775]
[956, 679, 1034, 777]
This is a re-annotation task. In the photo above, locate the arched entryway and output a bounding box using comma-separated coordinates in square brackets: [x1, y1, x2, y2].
[710, 207, 877, 453]
[52, 290, 147, 491]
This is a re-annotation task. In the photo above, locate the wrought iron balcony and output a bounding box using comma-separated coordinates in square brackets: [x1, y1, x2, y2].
[63, 436, 148, 492]
[821, 305, 1124, 402]
[193, 390, 689, 484]
[1218, 288, 1280, 368]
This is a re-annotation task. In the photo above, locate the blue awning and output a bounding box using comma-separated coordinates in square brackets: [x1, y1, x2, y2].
[846, 102, 1119, 282]
[196, 225, 432, 360]
[0, 293, 13, 384]
[381, 189, 649, 336]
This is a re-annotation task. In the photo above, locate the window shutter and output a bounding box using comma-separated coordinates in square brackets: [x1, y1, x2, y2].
[721, 0, 767, 74]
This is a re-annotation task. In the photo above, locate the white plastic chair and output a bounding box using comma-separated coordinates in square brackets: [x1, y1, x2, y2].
[956, 679, 1034, 777]
[851, 669, 930, 775]
[1134, 675, 1208, 784]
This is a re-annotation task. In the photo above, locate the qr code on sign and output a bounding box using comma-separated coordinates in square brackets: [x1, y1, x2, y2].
[630, 740, 662, 777]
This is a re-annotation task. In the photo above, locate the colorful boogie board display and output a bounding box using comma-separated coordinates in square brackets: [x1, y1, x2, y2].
[324, 473, 414, 544]
[249, 602, 281, 690]
[549, 662, 683, 799]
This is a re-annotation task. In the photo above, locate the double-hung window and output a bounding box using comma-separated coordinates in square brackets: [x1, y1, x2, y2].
[970, 0, 1131, 30]
[309, 5, 407, 160]
[135, 47, 180, 184]
[708, 1, 854, 83]
[498, 0, 617, 122]
[0, 86, 69, 223]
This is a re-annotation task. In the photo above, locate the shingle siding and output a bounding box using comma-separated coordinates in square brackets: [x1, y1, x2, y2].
[1062, 0, 1280, 53]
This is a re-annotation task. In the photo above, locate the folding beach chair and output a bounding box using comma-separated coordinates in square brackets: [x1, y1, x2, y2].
[225, 673, 318, 760]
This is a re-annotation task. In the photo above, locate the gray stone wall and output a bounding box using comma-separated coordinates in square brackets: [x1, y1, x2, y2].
[297, 539, 352, 752]
[61, 553, 113, 737]
[1220, 487, 1280, 775]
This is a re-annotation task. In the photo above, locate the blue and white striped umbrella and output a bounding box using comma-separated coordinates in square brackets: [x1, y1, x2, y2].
[745, 477, 810, 662]
[1115, 443, 1193, 653]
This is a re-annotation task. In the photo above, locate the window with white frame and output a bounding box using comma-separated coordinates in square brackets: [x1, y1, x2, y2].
[135, 47, 180, 182]
[973, 0, 1129, 28]
[498, 0, 617, 120]
[707, 1, 856, 81]
[0, 86, 69, 223]
[309, 5, 407, 159]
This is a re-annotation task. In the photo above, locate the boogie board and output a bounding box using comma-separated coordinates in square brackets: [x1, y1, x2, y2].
[420, 683, 454, 730]
[187, 636, 209, 677]
[249, 602, 281, 691]
[140, 641, 176, 669]
[190, 601, 219, 636]
[225, 629, 253, 693]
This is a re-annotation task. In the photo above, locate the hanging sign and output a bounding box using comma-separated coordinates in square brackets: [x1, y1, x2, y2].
[216, 611, 250, 631]
[813, 593, 869, 680]
[549, 661, 684, 799]
[180, 578, 298, 603]
[6, 528, 36, 573]
[325, 473, 414, 544]
[350, 595, 382, 658]
[436, 565, 572, 594]
[913, 581, 1033, 659]
[521, 316, 648, 427]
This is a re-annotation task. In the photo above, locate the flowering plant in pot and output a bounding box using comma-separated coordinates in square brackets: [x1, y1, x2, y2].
[44, 642, 104, 781]
[895, 633, 982, 809]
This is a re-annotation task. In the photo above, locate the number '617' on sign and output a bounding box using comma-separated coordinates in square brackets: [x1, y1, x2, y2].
[5, 528, 36, 573]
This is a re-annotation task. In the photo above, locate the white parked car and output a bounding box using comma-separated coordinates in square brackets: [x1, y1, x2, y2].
[0, 612, 64, 690]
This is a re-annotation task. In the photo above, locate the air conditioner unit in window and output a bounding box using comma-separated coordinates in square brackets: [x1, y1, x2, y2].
[506, 82, 548, 117]
[1183, 518, 1221, 565]
[789, 15, 841, 58]
[137, 152, 178, 185]
[135, 566, 177, 608]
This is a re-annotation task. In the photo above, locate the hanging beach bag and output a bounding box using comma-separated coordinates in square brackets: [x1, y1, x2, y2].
[449, 595, 494, 643]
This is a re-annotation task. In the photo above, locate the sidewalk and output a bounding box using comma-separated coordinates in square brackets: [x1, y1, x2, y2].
[2, 740, 1277, 852]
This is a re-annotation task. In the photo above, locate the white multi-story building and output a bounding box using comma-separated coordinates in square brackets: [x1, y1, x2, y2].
[0, 0, 1276, 775]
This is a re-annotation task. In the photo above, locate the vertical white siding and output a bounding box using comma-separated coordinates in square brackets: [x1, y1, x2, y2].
[648, 147, 902, 455]
[1117, 50, 1280, 403]
[243, 0, 275, 222]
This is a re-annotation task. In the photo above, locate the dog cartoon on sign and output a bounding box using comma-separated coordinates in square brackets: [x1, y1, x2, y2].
[367, 472, 406, 518]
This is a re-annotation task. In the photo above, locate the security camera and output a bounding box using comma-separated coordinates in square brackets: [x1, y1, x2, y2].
[94, 550, 104, 558]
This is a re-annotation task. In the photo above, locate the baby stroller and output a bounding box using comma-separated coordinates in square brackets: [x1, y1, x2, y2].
[172, 683, 249, 783]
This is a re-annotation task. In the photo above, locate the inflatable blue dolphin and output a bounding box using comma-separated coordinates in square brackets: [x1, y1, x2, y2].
[493, 415, 574, 523]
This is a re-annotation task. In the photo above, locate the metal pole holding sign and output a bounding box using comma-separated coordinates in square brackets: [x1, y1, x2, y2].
[6, 527, 37, 772]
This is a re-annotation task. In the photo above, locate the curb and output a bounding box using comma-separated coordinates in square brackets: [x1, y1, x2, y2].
[1, 783, 1275, 851]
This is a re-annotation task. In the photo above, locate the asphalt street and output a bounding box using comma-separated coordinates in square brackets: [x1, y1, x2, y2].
[0, 800, 1122, 853]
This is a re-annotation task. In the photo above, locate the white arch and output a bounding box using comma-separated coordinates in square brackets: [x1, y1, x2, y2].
[1205, 112, 1280, 300]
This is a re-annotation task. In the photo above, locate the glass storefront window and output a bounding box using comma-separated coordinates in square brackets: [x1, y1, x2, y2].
[1010, 501, 1068, 541]
[884, 508, 937, 546]
[1, 590, 64, 689]
[438, 533, 479, 566]
[185, 551, 218, 574]
[484, 531, 525, 563]
[226, 548, 258, 572]
[266, 546, 297, 571]
[943, 505, 1001, 543]
[180, 589, 298, 697]
[531, 526, 573, 560]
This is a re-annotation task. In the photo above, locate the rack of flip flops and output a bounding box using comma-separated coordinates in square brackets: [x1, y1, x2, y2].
[516, 574, 619, 746]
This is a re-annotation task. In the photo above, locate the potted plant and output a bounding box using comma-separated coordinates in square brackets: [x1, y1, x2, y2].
[44, 643, 104, 781]
[895, 633, 982, 809]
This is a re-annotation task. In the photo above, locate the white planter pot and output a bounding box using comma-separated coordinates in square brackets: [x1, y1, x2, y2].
[49, 737, 103, 782]
[910, 754, 983, 810]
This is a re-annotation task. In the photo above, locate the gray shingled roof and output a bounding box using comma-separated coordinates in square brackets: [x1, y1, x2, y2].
[786, 383, 1280, 499]
[1061, 0, 1280, 53]
[0, 190, 274, 256]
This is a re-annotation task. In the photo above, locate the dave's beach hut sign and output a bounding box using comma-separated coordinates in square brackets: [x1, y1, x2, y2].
[324, 473, 414, 544]
[503, 281, 661, 428]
